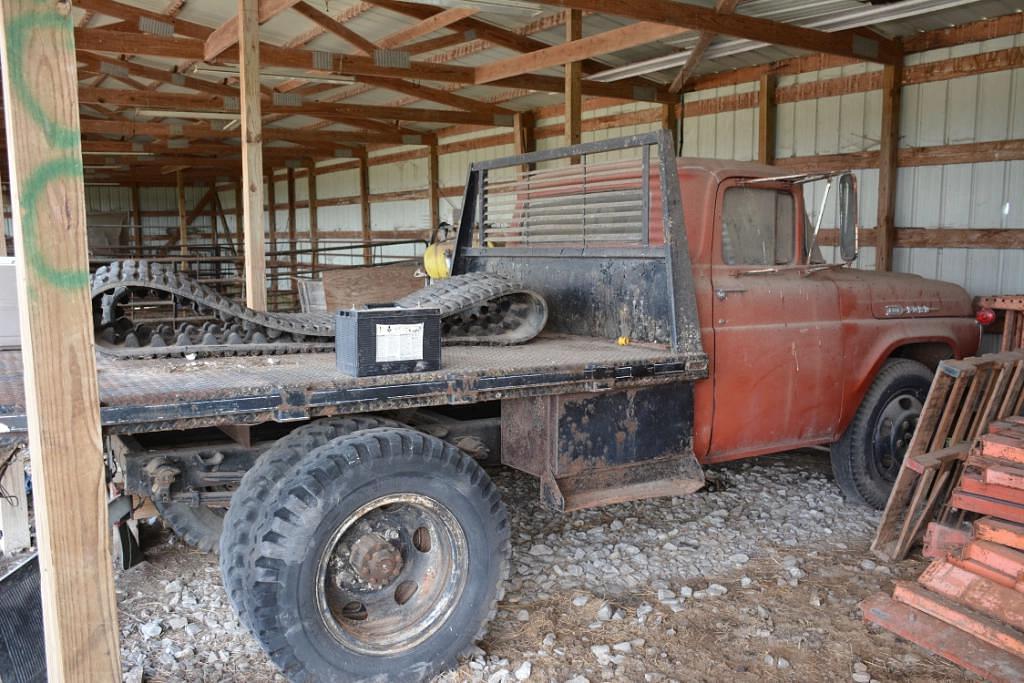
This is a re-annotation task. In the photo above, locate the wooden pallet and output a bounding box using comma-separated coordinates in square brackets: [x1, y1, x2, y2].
[872, 351, 1024, 561]
[977, 295, 1024, 352]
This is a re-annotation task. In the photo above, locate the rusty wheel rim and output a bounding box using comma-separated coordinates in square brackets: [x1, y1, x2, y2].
[872, 390, 924, 481]
[315, 493, 468, 655]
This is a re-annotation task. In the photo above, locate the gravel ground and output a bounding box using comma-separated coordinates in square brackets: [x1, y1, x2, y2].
[110, 451, 973, 683]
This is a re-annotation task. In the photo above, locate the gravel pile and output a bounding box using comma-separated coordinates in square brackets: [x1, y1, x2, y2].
[115, 452, 967, 682]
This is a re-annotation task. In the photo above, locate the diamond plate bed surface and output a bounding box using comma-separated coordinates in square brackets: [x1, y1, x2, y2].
[0, 336, 683, 413]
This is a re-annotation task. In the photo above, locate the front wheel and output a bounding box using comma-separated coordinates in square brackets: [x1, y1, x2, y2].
[245, 427, 510, 682]
[830, 358, 933, 509]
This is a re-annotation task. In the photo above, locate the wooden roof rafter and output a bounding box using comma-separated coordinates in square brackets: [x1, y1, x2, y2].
[668, 0, 741, 94]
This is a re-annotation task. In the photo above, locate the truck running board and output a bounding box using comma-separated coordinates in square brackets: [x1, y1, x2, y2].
[502, 383, 704, 512]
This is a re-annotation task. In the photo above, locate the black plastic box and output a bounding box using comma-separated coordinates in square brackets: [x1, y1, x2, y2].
[335, 306, 442, 377]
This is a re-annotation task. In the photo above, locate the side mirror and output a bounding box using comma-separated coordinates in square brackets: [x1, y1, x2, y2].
[837, 172, 858, 263]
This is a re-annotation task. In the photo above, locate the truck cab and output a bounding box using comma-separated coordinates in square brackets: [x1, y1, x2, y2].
[679, 161, 979, 507]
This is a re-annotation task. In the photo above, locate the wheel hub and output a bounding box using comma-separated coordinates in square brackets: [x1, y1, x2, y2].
[349, 533, 403, 588]
[872, 390, 924, 481]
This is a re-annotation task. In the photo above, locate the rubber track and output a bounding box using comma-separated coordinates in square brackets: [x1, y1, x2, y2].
[92, 261, 546, 358]
[219, 416, 403, 631]
[395, 272, 548, 346]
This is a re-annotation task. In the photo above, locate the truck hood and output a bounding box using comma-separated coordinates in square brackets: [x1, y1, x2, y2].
[820, 269, 974, 320]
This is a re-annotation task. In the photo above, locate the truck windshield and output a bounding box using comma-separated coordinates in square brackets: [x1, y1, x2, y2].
[721, 187, 795, 266]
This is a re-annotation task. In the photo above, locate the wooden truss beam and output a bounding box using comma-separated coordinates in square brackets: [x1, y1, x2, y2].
[206, 0, 302, 61]
[537, 0, 901, 65]
[669, 0, 740, 94]
[291, 1, 377, 55]
[379, 7, 477, 48]
[477, 21, 688, 84]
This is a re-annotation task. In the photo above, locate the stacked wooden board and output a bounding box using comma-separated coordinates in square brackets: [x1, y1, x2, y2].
[863, 421, 1024, 683]
[872, 351, 1024, 561]
[977, 295, 1024, 352]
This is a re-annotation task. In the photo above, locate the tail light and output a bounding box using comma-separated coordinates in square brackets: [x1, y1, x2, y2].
[976, 307, 997, 326]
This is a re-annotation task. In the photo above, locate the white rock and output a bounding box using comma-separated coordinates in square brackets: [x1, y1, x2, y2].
[612, 641, 632, 653]
[859, 559, 877, 571]
[139, 620, 162, 640]
[729, 553, 750, 565]
[543, 633, 556, 647]
[596, 604, 613, 621]
[853, 662, 868, 673]
[656, 588, 676, 602]
[565, 677, 591, 683]
[167, 616, 188, 631]
[528, 544, 553, 556]
[163, 580, 182, 593]
[516, 609, 530, 622]
[852, 674, 871, 683]
[778, 657, 790, 669]
[572, 595, 590, 607]
[514, 661, 532, 680]
[488, 669, 511, 683]
[123, 666, 144, 683]
[678, 586, 693, 599]
[740, 576, 752, 588]
[706, 583, 728, 597]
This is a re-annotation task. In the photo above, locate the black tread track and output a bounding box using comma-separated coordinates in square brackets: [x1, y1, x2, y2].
[247, 427, 510, 682]
[396, 272, 548, 345]
[219, 416, 402, 631]
[93, 262, 546, 357]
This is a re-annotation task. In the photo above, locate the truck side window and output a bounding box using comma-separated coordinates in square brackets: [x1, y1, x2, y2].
[720, 187, 795, 266]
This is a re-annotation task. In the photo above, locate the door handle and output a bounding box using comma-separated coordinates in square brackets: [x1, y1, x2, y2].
[715, 287, 747, 301]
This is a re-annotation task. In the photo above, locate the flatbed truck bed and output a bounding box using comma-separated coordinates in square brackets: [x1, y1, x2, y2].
[0, 334, 698, 446]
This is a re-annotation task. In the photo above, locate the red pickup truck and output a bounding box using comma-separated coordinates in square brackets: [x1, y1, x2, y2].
[674, 159, 979, 508]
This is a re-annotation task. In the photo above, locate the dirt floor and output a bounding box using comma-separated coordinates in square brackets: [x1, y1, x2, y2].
[3, 451, 978, 682]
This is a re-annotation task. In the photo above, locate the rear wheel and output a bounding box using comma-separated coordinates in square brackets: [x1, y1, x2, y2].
[831, 358, 933, 509]
[219, 415, 402, 629]
[244, 427, 509, 682]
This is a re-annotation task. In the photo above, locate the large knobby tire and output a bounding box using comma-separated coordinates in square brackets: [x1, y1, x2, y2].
[245, 427, 510, 683]
[831, 358, 933, 509]
[220, 416, 402, 631]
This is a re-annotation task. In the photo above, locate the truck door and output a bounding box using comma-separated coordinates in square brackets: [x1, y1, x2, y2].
[707, 181, 843, 462]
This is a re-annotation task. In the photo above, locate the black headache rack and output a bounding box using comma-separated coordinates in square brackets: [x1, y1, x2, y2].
[452, 129, 708, 376]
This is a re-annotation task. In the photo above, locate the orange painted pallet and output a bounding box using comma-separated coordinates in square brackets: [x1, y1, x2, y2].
[951, 490, 1024, 525]
[872, 351, 1024, 561]
[975, 518, 1024, 552]
[861, 593, 1024, 683]
[918, 560, 1024, 632]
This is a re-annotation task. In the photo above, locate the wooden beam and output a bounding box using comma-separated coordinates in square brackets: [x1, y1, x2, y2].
[669, 0, 740, 94]
[513, 110, 535, 175]
[354, 76, 514, 118]
[130, 183, 142, 257]
[876, 58, 902, 272]
[539, 0, 901, 65]
[286, 166, 297, 281]
[476, 21, 687, 85]
[267, 170, 278, 297]
[74, 0, 212, 40]
[427, 143, 439, 238]
[0, 0, 120, 678]
[378, 7, 477, 48]
[205, 0, 301, 61]
[565, 9, 582, 160]
[176, 169, 188, 269]
[238, 0, 267, 310]
[291, 1, 377, 55]
[359, 152, 371, 265]
[661, 101, 678, 152]
[308, 162, 319, 274]
[0, 449, 30, 554]
[758, 72, 776, 164]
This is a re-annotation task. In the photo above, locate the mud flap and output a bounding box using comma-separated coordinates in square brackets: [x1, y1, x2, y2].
[502, 382, 704, 512]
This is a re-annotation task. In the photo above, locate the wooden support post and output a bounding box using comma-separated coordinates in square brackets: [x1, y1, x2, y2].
[513, 111, 535, 175]
[307, 162, 319, 274]
[0, 164, 6, 257]
[208, 182, 220, 281]
[238, 0, 266, 311]
[0, 0, 121, 678]
[564, 8, 582, 162]
[427, 143, 440, 240]
[661, 102, 679, 154]
[286, 167, 297, 281]
[267, 171, 277, 299]
[0, 448, 30, 553]
[359, 152, 372, 265]
[234, 181, 243, 248]
[758, 73, 776, 165]
[130, 183, 142, 258]
[876, 57, 903, 272]
[176, 169, 188, 271]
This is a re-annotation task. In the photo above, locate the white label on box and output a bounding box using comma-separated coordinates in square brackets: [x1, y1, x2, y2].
[375, 323, 424, 363]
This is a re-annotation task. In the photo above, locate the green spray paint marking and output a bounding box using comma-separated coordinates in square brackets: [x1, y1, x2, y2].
[20, 157, 88, 290]
[5, 11, 78, 149]
[4, 10, 88, 290]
